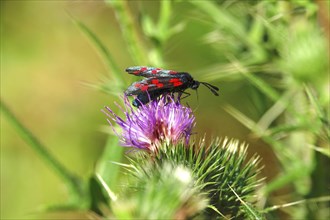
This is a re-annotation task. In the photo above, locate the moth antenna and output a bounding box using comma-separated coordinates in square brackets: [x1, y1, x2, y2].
[201, 82, 219, 96]
[201, 82, 219, 91]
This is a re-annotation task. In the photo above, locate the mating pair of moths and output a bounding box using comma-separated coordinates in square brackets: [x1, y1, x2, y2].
[124, 66, 219, 107]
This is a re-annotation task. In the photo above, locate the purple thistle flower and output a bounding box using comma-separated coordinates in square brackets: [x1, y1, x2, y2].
[103, 95, 195, 152]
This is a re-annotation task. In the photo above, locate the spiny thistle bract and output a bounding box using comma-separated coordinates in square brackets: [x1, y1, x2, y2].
[104, 95, 263, 219]
[126, 138, 263, 219]
[112, 162, 208, 219]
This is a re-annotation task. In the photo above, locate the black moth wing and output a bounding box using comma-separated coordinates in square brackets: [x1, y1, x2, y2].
[125, 66, 179, 78]
[124, 76, 190, 96]
[132, 89, 169, 107]
[124, 80, 146, 96]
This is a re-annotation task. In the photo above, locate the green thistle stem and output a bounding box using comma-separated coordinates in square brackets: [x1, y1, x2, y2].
[105, 0, 147, 64]
[1, 99, 84, 202]
[96, 134, 124, 191]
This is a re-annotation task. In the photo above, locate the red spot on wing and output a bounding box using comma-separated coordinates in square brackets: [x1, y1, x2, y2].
[134, 83, 149, 91]
[133, 67, 147, 74]
[169, 70, 178, 74]
[173, 81, 183, 86]
[151, 68, 161, 74]
[169, 78, 180, 83]
[151, 79, 159, 84]
[169, 78, 183, 87]
[151, 79, 163, 88]
[141, 85, 149, 91]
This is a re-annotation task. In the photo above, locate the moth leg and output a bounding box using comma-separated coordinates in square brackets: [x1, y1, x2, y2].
[178, 91, 191, 100]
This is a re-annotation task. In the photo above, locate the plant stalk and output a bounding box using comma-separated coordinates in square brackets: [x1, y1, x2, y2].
[1, 99, 84, 202]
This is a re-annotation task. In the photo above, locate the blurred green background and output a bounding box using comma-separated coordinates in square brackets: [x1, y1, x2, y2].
[1, 0, 329, 219]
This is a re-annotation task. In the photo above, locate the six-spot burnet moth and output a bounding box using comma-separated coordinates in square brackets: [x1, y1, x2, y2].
[124, 66, 219, 107]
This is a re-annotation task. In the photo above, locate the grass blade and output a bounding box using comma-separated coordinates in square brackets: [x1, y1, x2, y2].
[1, 99, 84, 202]
[70, 14, 124, 86]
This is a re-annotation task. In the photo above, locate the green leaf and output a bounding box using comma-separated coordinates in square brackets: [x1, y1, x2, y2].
[88, 175, 112, 216]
